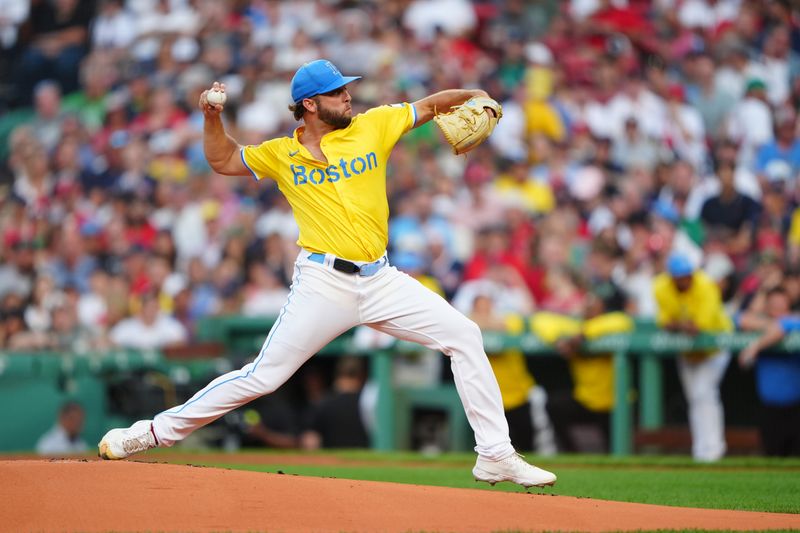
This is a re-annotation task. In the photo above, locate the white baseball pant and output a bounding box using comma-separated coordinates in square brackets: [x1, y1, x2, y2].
[677, 349, 731, 461]
[153, 251, 515, 459]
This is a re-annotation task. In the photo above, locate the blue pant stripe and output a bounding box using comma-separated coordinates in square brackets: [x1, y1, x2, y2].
[158, 264, 303, 416]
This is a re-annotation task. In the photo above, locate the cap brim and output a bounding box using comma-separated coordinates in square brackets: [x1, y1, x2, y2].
[316, 75, 361, 97]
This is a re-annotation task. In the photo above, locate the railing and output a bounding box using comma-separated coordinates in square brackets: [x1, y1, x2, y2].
[3, 316, 797, 455]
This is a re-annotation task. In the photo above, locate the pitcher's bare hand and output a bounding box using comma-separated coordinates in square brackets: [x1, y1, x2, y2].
[200, 81, 226, 116]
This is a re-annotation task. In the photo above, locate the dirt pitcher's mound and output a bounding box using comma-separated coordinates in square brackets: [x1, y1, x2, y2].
[2, 460, 799, 533]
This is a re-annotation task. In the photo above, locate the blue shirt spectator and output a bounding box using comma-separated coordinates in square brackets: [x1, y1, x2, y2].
[756, 316, 800, 406]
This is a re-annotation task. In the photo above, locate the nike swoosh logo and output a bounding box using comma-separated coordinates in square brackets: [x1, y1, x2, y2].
[289, 150, 300, 157]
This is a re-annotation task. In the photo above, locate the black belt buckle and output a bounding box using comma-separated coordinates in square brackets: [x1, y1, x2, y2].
[333, 258, 360, 274]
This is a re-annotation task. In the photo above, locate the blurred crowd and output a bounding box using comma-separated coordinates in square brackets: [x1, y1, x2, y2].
[3, 0, 800, 456]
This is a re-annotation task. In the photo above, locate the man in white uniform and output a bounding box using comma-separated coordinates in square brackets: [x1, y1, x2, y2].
[97, 59, 556, 488]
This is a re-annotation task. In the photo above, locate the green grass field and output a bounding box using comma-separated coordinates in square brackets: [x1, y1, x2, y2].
[149, 450, 800, 515]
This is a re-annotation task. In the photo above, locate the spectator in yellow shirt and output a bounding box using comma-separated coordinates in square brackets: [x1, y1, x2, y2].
[468, 293, 555, 453]
[493, 158, 555, 216]
[523, 64, 566, 144]
[653, 252, 733, 462]
[544, 289, 633, 453]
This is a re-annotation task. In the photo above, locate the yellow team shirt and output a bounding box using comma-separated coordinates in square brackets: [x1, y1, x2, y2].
[523, 100, 565, 143]
[572, 312, 633, 413]
[789, 207, 800, 246]
[242, 103, 416, 262]
[529, 312, 581, 343]
[653, 270, 733, 359]
[487, 314, 535, 410]
[529, 311, 631, 413]
[493, 174, 555, 214]
[653, 271, 732, 333]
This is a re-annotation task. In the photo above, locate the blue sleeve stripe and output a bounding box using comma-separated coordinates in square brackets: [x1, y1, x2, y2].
[240, 147, 259, 181]
[410, 102, 418, 128]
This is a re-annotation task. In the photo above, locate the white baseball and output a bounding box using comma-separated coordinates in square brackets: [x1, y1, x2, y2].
[206, 90, 227, 106]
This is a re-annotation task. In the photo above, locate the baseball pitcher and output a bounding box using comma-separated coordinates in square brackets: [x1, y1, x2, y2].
[98, 59, 556, 488]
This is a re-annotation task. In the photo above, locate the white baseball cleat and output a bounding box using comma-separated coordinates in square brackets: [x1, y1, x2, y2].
[473, 453, 557, 488]
[98, 419, 158, 460]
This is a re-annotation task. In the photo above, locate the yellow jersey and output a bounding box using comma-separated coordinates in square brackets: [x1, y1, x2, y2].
[487, 314, 535, 410]
[529, 311, 631, 413]
[653, 270, 733, 334]
[572, 312, 633, 413]
[242, 103, 416, 262]
[523, 100, 565, 143]
[493, 174, 555, 214]
[529, 312, 581, 343]
[653, 270, 732, 358]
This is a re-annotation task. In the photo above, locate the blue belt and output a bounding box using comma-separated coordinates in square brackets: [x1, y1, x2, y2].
[308, 253, 387, 277]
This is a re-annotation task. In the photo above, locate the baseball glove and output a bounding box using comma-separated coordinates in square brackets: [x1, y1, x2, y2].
[433, 96, 503, 155]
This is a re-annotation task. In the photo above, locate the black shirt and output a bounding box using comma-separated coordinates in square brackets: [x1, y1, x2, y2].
[700, 193, 760, 232]
[26, 0, 93, 39]
[307, 391, 369, 448]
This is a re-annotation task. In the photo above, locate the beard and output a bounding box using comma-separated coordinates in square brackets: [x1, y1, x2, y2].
[317, 101, 352, 129]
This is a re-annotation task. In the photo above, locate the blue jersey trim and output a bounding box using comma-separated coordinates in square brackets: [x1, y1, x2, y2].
[410, 102, 418, 128]
[157, 264, 302, 417]
[240, 147, 259, 181]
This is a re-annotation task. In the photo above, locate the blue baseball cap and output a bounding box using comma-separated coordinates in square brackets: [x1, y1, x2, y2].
[290, 60, 361, 103]
[666, 252, 694, 277]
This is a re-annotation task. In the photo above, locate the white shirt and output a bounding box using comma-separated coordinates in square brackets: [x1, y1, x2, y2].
[0, 0, 30, 48]
[77, 293, 108, 332]
[255, 208, 299, 240]
[748, 58, 790, 106]
[663, 104, 707, 170]
[715, 67, 747, 99]
[402, 0, 477, 43]
[110, 315, 188, 349]
[173, 203, 208, 262]
[727, 97, 774, 170]
[452, 279, 533, 316]
[36, 425, 88, 455]
[92, 9, 137, 50]
[489, 100, 527, 161]
[678, 0, 740, 29]
[570, 0, 628, 20]
[620, 265, 657, 318]
[607, 89, 667, 141]
[242, 288, 291, 317]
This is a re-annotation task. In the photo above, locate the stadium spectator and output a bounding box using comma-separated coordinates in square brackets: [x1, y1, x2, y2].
[236, 390, 300, 450]
[610, 117, 661, 172]
[685, 52, 737, 142]
[727, 78, 774, 170]
[663, 83, 707, 171]
[301, 356, 370, 450]
[0, 236, 36, 302]
[109, 291, 187, 350]
[546, 288, 633, 453]
[739, 286, 800, 456]
[699, 160, 761, 262]
[653, 252, 733, 462]
[36, 401, 88, 455]
[13, 0, 93, 104]
[755, 107, 800, 190]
